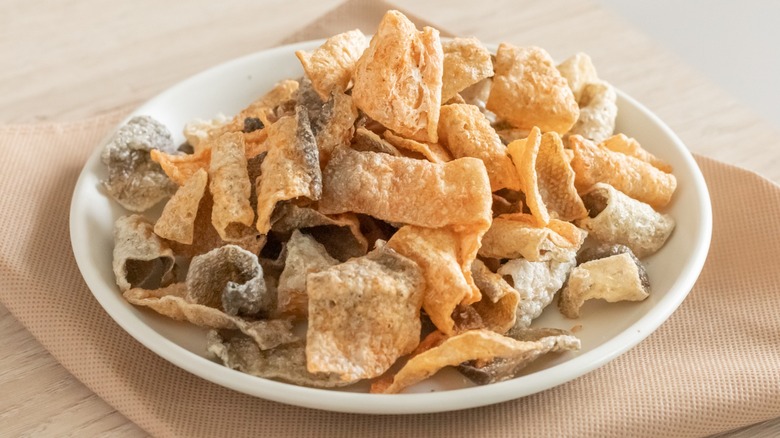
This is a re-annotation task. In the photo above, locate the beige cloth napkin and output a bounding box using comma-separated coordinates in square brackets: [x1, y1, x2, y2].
[2, 2, 780, 437]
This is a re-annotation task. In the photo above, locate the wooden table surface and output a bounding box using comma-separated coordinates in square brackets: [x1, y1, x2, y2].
[2, 0, 778, 436]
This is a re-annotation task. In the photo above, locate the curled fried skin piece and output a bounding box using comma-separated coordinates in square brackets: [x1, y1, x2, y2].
[470, 259, 520, 334]
[487, 44, 579, 134]
[568, 81, 617, 144]
[113, 215, 176, 292]
[559, 252, 650, 318]
[352, 10, 443, 143]
[125, 284, 298, 350]
[295, 29, 368, 100]
[207, 332, 348, 388]
[185, 245, 270, 317]
[438, 104, 520, 192]
[277, 230, 338, 318]
[569, 135, 677, 208]
[600, 134, 673, 173]
[507, 127, 549, 224]
[536, 131, 588, 221]
[255, 106, 322, 234]
[150, 147, 212, 186]
[556, 52, 599, 102]
[209, 132, 255, 241]
[577, 183, 675, 258]
[479, 215, 586, 261]
[387, 226, 480, 335]
[306, 246, 425, 382]
[457, 329, 580, 384]
[319, 147, 492, 232]
[441, 37, 493, 103]
[499, 247, 579, 328]
[154, 168, 208, 245]
[373, 329, 580, 393]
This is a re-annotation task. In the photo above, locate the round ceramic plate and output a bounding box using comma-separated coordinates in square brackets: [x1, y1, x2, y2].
[70, 40, 712, 414]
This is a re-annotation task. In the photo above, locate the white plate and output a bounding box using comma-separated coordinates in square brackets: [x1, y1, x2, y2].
[70, 40, 712, 414]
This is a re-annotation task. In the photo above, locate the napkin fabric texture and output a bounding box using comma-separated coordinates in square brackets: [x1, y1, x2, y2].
[2, 2, 779, 437]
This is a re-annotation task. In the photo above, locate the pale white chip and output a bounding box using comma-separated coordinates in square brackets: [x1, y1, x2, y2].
[568, 80, 617, 144]
[559, 252, 650, 318]
[556, 52, 599, 102]
[498, 249, 578, 328]
[577, 182, 675, 258]
[101, 116, 178, 212]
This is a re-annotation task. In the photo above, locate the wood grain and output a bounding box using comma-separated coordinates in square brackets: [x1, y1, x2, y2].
[1, 0, 778, 436]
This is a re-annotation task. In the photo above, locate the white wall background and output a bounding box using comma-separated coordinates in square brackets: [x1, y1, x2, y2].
[594, 0, 780, 131]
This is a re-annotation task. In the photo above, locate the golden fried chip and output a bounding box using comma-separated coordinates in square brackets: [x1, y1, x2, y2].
[556, 52, 599, 102]
[470, 259, 519, 334]
[271, 203, 368, 261]
[154, 168, 208, 245]
[498, 248, 578, 328]
[438, 104, 520, 191]
[487, 44, 579, 134]
[441, 37, 493, 103]
[113, 215, 176, 292]
[559, 253, 650, 318]
[577, 183, 675, 258]
[351, 127, 402, 156]
[151, 147, 212, 186]
[255, 107, 322, 234]
[374, 329, 577, 393]
[207, 332, 348, 388]
[479, 215, 586, 261]
[508, 128, 588, 223]
[569, 135, 677, 208]
[319, 147, 492, 232]
[507, 127, 548, 224]
[387, 226, 479, 335]
[183, 114, 229, 153]
[352, 10, 443, 143]
[568, 81, 617, 144]
[295, 29, 368, 100]
[277, 230, 338, 318]
[535, 131, 586, 220]
[601, 133, 673, 173]
[457, 329, 580, 384]
[125, 283, 298, 350]
[209, 132, 255, 241]
[186, 245, 270, 317]
[383, 130, 452, 163]
[306, 245, 425, 381]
